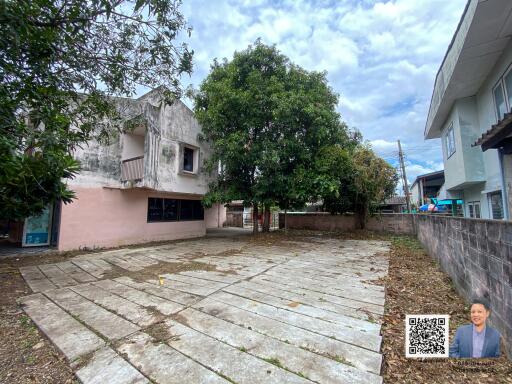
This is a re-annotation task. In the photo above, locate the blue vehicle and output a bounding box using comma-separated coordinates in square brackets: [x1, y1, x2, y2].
[418, 198, 463, 213]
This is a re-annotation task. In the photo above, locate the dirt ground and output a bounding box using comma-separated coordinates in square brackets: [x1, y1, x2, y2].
[0, 261, 76, 383]
[1, 230, 511, 383]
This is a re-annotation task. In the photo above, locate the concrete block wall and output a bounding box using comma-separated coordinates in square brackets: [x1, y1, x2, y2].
[366, 214, 416, 234]
[278, 212, 356, 231]
[416, 215, 512, 356]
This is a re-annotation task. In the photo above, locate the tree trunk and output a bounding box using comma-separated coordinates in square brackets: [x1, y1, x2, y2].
[357, 205, 368, 229]
[262, 204, 271, 232]
[252, 203, 259, 235]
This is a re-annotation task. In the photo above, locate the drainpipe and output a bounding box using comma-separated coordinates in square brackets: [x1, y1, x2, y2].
[498, 148, 509, 220]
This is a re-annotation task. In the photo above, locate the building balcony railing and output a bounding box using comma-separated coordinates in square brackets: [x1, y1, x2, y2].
[121, 156, 144, 182]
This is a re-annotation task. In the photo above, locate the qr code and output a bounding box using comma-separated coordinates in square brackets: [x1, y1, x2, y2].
[405, 315, 449, 358]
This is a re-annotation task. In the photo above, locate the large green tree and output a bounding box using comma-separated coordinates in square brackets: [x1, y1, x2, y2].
[0, 0, 193, 219]
[320, 144, 398, 228]
[195, 41, 353, 232]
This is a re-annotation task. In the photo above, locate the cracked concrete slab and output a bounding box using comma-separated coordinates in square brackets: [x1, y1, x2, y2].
[19, 235, 390, 383]
[18, 293, 104, 361]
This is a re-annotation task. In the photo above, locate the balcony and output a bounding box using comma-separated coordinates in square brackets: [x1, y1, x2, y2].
[121, 156, 144, 182]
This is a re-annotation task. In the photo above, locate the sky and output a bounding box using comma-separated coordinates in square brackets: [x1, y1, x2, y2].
[174, 0, 468, 192]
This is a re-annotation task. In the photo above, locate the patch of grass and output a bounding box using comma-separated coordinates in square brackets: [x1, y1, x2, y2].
[297, 371, 309, 379]
[21, 338, 35, 349]
[19, 315, 36, 331]
[331, 355, 354, 367]
[263, 357, 284, 369]
[238, 346, 247, 352]
[216, 371, 237, 383]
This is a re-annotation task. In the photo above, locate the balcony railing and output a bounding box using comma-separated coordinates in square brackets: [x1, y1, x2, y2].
[121, 156, 144, 182]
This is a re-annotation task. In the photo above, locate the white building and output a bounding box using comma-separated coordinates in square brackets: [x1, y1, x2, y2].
[425, 0, 512, 220]
[19, 88, 226, 251]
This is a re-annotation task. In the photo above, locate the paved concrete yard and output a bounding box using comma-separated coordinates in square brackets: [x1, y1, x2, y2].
[18, 234, 389, 384]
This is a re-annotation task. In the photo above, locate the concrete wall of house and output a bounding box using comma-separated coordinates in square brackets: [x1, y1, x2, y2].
[204, 203, 227, 229]
[474, 37, 512, 201]
[122, 133, 144, 160]
[69, 97, 215, 195]
[441, 106, 467, 190]
[457, 97, 486, 183]
[71, 135, 123, 187]
[410, 183, 420, 207]
[57, 94, 220, 250]
[154, 101, 214, 195]
[463, 184, 487, 218]
[426, 0, 477, 136]
[438, 40, 512, 218]
[57, 187, 206, 251]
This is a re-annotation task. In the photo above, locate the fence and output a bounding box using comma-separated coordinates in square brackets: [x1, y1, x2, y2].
[225, 211, 279, 230]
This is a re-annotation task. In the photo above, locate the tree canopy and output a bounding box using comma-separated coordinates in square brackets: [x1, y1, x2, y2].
[0, 0, 193, 219]
[196, 41, 397, 230]
[195, 41, 357, 230]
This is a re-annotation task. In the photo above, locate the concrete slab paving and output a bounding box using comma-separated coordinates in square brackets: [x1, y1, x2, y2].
[251, 275, 384, 315]
[209, 290, 382, 352]
[193, 297, 382, 374]
[93, 279, 184, 316]
[44, 288, 140, 340]
[118, 332, 230, 384]
[224, 281, 381, 332]
[55, 261, 97, 283]
[18, 293, 104, 361]
[113, 276, 202, 306]
[70, 283, 162, 327]
[176, 307, 382, 384]
[19, 235, 390, 383]
[19, 266, 57, 292]
[76, 346, 149, 384]
[160, 319, 312, 384]
[242, 278, 383, 320]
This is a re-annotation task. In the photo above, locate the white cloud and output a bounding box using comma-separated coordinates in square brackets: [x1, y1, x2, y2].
[168, 0, 467, 194]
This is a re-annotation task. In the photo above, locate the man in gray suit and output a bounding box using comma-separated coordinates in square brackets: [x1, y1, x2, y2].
[449, 298, 501, 358]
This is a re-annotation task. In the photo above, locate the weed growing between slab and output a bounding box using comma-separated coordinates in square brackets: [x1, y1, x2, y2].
[381, 235, 512, 384]
[263, 357, 285, 369]
[145, 321, 174, 342]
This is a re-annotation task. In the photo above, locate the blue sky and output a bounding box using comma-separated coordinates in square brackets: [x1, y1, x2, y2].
[174, 0, 468, 190]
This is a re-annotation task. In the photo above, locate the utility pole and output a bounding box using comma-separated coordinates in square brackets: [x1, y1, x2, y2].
[398, 140, 411, 213]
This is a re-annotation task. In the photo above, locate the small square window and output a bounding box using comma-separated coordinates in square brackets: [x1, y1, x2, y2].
[183, 147, 194, 172]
